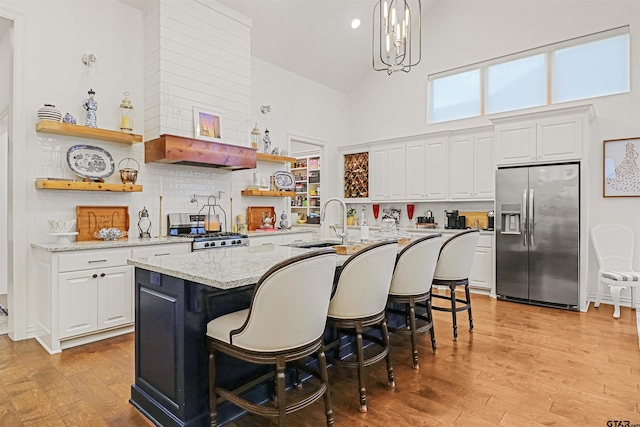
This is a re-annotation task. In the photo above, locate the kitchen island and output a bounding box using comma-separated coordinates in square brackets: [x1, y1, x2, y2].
[127, 244, 334, 427]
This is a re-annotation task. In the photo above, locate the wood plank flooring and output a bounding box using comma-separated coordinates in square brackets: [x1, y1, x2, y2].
[1, 295, 638, 426]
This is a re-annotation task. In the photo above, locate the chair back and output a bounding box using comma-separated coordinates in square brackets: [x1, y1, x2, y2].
[389, 234, 442, 296]
[433, 230, 480, 281]
[328, 240, 398, 319]
[591, 223, 635, 272]
[229, 248, 337, 351]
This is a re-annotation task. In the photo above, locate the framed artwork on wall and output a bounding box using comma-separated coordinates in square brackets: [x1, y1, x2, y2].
[193, 107, 223, 142]
[603, 137, 640, 197]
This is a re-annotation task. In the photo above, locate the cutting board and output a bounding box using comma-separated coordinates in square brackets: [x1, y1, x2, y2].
[247, 206, 276, 231]
[333, 237, 411, 255]
[459, 211, 488, 229]
[76, 206, 129, 241]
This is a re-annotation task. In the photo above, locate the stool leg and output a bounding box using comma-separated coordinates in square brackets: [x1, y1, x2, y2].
[380, 318, 395, 388]
[449, 285, 458, 341]
[354, 323, 367, 413]
[208, 351, 218, 427]
[426, 296, 436, 353]
[276, 356, 286, 426]
[465, 283, 474, 332]
[317, 349, 334, 426]
[408, 300, 419, 369]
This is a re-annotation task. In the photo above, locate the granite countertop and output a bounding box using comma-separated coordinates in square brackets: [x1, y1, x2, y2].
[246, 228, 315, 237]
[31, 236, 194, 252]
[128, 245, 342, 290]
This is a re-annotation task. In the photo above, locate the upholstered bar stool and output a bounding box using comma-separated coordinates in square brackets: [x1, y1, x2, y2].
[591, 223, 639, 318]
[324, 240, 398, 413]
[431, 229, 480, 341]
[206, 248, 338, 427]
[387, 234, 442, 369]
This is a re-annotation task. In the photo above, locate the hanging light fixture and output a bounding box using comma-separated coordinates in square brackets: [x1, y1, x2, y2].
[372, 0, 421, 74]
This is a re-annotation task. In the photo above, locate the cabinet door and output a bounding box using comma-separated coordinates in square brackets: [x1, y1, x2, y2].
[97, 265, 133, 330]
[470, 246, 492, 292]
[424, 137, 447, 200]
[387, 144, 406, 199]
[495, 122, 536, 165]
[282, 233, 312, 245]
[448, 135, 474, 199]
[248, 235, 283, 246]
[405, 140, 426, 199]
[369, 146, 387, 199]
[537, 116, 582, 162]
[131, 243, 191, 258]
[59, 270, 98, 339]
[473, 134, 494, 198]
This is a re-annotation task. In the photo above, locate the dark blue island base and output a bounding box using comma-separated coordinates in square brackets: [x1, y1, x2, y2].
[130, 268, 410, 427]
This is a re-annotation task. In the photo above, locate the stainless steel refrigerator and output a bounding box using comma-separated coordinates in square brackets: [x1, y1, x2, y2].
[495, 163, 579, 309]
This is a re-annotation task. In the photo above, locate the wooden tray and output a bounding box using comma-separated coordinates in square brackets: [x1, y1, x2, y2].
[333, 237, 411, 255]
[247, 206, 276, 231]
[76, 206, 130, 241]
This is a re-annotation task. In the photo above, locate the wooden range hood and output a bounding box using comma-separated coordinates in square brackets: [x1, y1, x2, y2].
[145, 134, 256, 170]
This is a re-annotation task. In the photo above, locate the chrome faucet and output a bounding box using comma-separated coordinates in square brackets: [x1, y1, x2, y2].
[321, 197, 349, 245]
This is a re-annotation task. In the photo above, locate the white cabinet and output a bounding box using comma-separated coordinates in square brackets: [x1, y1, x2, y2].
[59, 264, 132, 339]
[469, 235, 493, 295]
[370, 143, 406, 200]
[248, 232, 312, 247]
[405, 137, 448, 201]
[33, 241, 191, 354]
[493, 107, 590, 166]
[448, 131, 494, 200]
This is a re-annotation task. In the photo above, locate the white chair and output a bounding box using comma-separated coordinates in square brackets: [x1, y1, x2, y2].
[387, 234, 442, 369]
[591, 223, 639, 319]
[325, 240, 398, 413]
[206, 248, 338, 427]
[431, 229, 480, 341]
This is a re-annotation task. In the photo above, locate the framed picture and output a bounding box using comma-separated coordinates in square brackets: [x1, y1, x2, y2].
[603, 137, 640, 197]
[193, 107, 223, 142]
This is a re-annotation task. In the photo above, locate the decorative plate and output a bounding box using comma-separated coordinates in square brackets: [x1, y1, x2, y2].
[67, 145, 115, 180]
[274, 171, 295, 190]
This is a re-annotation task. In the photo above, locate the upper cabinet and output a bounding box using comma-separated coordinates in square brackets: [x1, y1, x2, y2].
[370, 142, 406, 200]
[448, 129, 494, 200]
[405, 136, 448, 201]
[492, 104, 594, 166]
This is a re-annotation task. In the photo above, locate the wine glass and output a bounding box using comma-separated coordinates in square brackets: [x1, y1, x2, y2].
[372, 204, 380, 219]
[407, 204, 415, 220]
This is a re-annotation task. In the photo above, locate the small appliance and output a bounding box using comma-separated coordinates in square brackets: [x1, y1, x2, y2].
[456, 215, 466, 229]
[425, 210, 434, 223]
[487, 210, 495, 230]
[445, 210, 458, 229]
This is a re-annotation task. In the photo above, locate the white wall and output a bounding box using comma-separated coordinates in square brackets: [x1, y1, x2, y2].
[0, 18, 9, 296]
[348, 0, 640, 305]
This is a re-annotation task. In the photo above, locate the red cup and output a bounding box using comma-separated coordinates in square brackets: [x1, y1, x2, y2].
[372, 204, 380, 219]
[407, 204, 415, 220]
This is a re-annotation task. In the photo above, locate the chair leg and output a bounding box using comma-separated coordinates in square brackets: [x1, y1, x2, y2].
[609, 285, 624, 319]
[449, 285, 458, 341]
[425, 297, 436, 353]
[380, 318, 395, 388]
[276, 356, 286, 427]
[408, 300, 419, 369]
[465, 283, 474, 332]
[317, 349, 334, 426]
[354, 323, 367, 413]
[208, 351, 218, 427]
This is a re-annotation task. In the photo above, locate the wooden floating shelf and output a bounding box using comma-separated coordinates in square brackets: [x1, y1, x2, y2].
[256, 152, 297, 163]
[35, 179, 143, 192]
[241, 189, 296, 197]
[36, 120, 143, 144]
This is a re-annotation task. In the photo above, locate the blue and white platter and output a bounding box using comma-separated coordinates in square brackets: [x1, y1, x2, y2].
[66, 145, 115, 180]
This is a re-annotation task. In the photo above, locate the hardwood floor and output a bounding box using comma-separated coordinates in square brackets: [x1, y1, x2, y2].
[1, 295, 638, 426]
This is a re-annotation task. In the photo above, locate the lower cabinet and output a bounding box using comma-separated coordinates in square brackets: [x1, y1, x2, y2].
[469, 234, 494, 295]
[33, 242, 190, 354]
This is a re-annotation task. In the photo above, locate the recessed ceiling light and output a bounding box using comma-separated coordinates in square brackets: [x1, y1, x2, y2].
[351, 18, 361, 29]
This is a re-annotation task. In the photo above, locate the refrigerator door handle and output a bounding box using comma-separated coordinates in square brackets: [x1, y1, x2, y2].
[529, 189, 534, 247]
[522, 189, 528, 247]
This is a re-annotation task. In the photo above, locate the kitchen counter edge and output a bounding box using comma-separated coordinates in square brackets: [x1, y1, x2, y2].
[31, 236, 194, 252]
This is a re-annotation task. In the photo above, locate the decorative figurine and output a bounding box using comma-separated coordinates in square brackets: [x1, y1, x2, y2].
[279, 211, 289, 229]
[119, 91, 135, 132]
[83, 89, 98, 127]
[62, 113, 76, 124]
[263, 129, 271, 154]
[138, 206, 152, 238]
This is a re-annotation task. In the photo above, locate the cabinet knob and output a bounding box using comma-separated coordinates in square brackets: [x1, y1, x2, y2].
[100, 273, 106, 277]
[92, 274, 98, 279]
